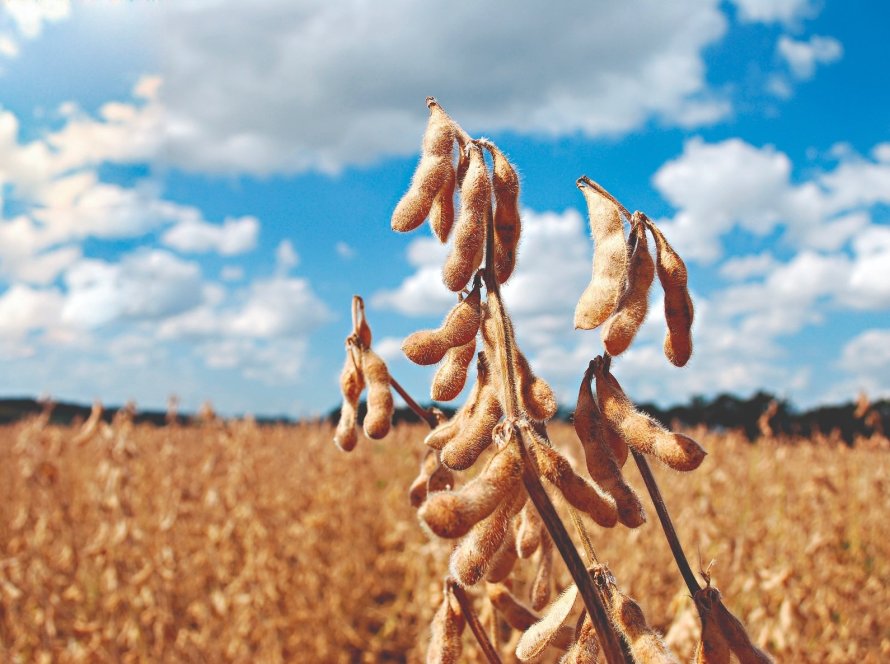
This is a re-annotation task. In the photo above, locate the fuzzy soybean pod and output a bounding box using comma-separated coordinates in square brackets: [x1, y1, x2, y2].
[644, 214, 694, 367]
[602, 216, 655, 356]
[427, 586, 465, 664]
[403, 281, 481, 365]
[419, 444, 522, 539]
[485, 521, 519, 583]
[410, 450, 454, 508]
[425, 355, 489, 451]
[481, 140, 522, 284]
[431, 336, 476, 402]
[515, 349, 558, 421]
[709, 590, 774, 664]
[530, 531, 554, 611]
[516, 585, 580, 662]
[450, 483, 526, 587]
[593, 358, 706, 472]
[443, 142, 489, 292]
[488, 584, 576, 651]
[515, 500, 543, 558]
[693, 587, 731, 664]
[441, 386, 502, 470]
[361, 349, 394, 440]
[608, 587, 679, 664]
[573, 365, 645, 528]
[559, 614, 598, 664]
[525, 426, 618, 528]
[574, 177, 628, 330]
[430, 165, 456, 243]
[392, 100, 455, 233]
[334, 350, 365, 452]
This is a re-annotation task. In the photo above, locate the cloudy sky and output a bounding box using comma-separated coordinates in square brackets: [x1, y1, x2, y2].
[1, 0, 888, 417]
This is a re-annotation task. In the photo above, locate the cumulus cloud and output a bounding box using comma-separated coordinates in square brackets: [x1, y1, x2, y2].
[0, 0, 70, 58]
[729, 0, 814, 24]
[61, 250, 204, 328]
[778, 35, 843, 80]
[653, 137, 890, 263]
[154, 0, 728, 175]
[162, 216, 259, 256]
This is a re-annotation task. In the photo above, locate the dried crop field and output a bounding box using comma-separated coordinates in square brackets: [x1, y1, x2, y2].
[0, 416, 887, 663]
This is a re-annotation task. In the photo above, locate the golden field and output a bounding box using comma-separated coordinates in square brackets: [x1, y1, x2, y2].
[0, 415, 887, 663]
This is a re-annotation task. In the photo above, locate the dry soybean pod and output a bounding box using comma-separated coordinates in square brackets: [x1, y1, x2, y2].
[409, 448, 439, 508]
[361, 348, 394, 439]
[334, 347, 365, 452]
[515, 500, 543, 558]
[485, 522, 519, 583]
[450, 483, 525, 587]
[642, 213, 694, 367]
[480, 139, 521, 284]
[392, 99, 455, 233]
[352, 295, 372, 349]
[410, 449, 453, 508]
[593, 357, 706, 472]
[431, 336, 476, 402]
[602, 214, 655, 356]
[523, 423, 618, 528]
[419, 443, 521, 539]
[711, 593, 774, 663]
[573, 362, 644, 527]
[559, 613, 598, 664]
[693, 587, 731, 664]
[427, 584, 465, 664]
[425, 353, 490, 450]
[440, 386, 502, 470]
[574, 176, 629, 330]
[515, 585, 580, 662]
[403, 279, 481, 365]
[514, 348, 558, 421]
[443, 142, 489, 292]
[530, 530, 554, 611]
[607, 586, 679, 664]
[430, 164, 456, 243]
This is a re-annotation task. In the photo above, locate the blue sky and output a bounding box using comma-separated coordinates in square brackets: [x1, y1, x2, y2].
[1, 0, 888, 417]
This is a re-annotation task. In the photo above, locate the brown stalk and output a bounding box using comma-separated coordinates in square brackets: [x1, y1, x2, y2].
[389, 375, 440, 429]
[447, 578, 503, 664]
[602, 352, 701, 596]
[482, 196, 630, 664]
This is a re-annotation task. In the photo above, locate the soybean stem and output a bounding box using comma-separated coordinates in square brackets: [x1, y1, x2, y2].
[447, 579, 503, 664]
[388, 376, 439, 429]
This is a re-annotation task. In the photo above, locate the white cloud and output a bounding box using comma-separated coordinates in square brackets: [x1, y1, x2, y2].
[220, 265, 244, 282]
[653, 138, 890, 263]
[162, 215, 259, 256]
[155, 0, 728, 175]
[0, 0, 70, 57]
[335, 241, 356, 259]
[275, 239, 299, 273]
[0, 284, 63, 338]
[61, 250, 204, 328]
[778, 35, 843, 80]
[719, 252, 779, 281]
[729, 0, 814, 24]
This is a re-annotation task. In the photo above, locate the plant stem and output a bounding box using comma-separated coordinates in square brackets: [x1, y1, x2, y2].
[447, 579, 503, 664]
[389, 376, 439, 428]
[631, 448, 701, 596]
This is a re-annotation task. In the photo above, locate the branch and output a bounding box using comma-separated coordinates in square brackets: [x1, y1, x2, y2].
[448, 579, 503, 664]
[389, 375, 439, 429]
